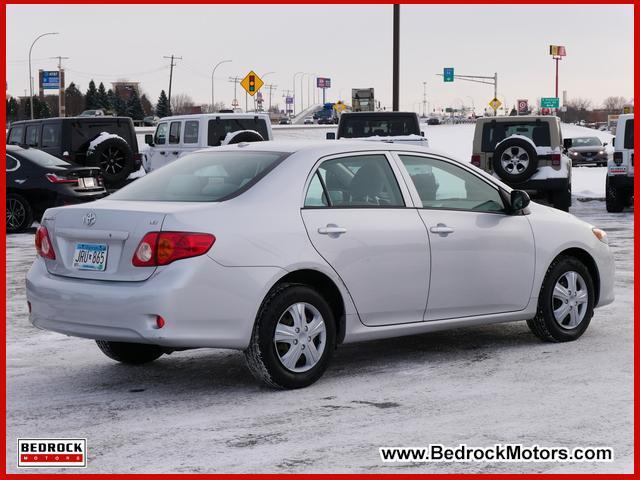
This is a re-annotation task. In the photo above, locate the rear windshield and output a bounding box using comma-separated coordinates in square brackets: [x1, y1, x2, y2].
[624, 119, 634, 149]
[571, 137, 601, 147]
[482, 121, 551, 151]
[207, 118, 269, 147]
[339, 116, 419, 138]
[109, 151, 285, 202]
[14, 148, 70, 167]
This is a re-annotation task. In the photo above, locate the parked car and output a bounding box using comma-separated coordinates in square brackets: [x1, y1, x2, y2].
[26, 141, 614, 388]
[143, 116, 160, 127]
[6, 145, 106, 233]
[567, 136, 609, 167]
[279, 117, 292, 125]
[304, 117, 315, 125]
[471, 115, 572, 211]
[606, 113, 634, 212]
[7, 117, 142, 187]
[327, 112, 429, 147]
[78, 109, 106, 117]
[143, 113, 273, 172]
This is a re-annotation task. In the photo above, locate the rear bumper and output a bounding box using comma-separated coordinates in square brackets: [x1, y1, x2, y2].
[26, 256, 285, 350]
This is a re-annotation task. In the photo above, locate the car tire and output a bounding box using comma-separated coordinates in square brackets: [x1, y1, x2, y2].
[526, 256, 595, 343]
[95, 340, 164, 364]
[86, 136, 134, 187]
[552, 185, 571, 212]
[492, 138, 538, 183]
[6, 193, 34, 234]
[244, 283, 336, 389]
[605, 177, 625, 213]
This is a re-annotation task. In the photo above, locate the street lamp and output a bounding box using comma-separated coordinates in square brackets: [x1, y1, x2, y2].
[259, 72, 275, 112]
[29, 32, 59, 119]
[211, 59, 232, 110]
[292, 71, 303, 116]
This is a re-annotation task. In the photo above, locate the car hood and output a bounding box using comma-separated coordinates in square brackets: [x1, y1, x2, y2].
[569, 146, 605, 153]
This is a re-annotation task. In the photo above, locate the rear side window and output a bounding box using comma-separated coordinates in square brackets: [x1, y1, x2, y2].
[154, 123, 168, 145]
[15, 148, 70, 167]
[7, 126, 24, 145]
[183, 120, 199, 144]
[6, 154, 20, 171]
[481, 121, 550, 151]
[169, 122, 181, 144]
[26, 125, 40, 147]
[42, 124, 61, 147]
[624, 119, 634, 149]
[109, 151, 285, 202]
[339, 116, 419, 138]
[207, 118, 269, 146]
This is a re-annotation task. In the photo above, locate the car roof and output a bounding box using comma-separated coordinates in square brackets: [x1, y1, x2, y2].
[477, 115, 558, 123]
[10, 116, 132, 125]
[156, 112, 271, 122]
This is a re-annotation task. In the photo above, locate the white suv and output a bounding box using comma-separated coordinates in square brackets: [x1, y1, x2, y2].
[606, 113, 634, 212]
[143, 113, 273, 172]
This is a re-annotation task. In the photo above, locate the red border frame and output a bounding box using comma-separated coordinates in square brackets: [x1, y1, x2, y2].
[2, 1, 637, 478]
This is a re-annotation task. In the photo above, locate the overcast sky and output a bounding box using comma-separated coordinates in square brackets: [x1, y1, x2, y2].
[6, 4, 634, 113]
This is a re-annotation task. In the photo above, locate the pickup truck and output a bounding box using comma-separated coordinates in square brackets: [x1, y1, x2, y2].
[326, 111, 428, 147]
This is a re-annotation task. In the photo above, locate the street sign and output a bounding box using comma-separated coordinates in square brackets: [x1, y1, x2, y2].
[333, 101, 346, 113]
[540, 97, 560, 109]
[445, 107, 454, 113]
[285, 96, 293, 105]
[549, 45, 566, 57]
[623, 105, 633, 114]
[517, 99, 528, 115]
[443, 67, 454, 82]
[317, 77, 331, 88]
[240, 70, 263, 96]
[41, 71, 60, 89]
[488, 97, 502, 111]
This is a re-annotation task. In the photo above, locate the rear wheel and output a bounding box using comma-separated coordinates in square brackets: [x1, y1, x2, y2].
[492, 138, 538, 183]
[86, 136, 134, 187]
[605, 177, 625, 212]
[6, 193, 33, 234]
[552, 185, 571, 212]
[527, 256, 594, 342]
[96, 340, 164, 364]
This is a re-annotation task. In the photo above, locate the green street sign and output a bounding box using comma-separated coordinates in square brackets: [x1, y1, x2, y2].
[541, 97, 560, 108]
[443, 67, 454, 82]
[445, 107, 455, 113]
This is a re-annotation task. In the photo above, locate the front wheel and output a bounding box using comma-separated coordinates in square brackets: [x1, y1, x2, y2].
[526, 256, 595, 342]
[245, 284, 336, 389]
[6, 193, 34, 234]
[96, 340, 164, 364]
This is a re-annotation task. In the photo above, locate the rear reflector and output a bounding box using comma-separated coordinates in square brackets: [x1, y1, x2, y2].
[132, 232, 215, 267]
[471, 154, 481, 167]
[35, 225, 56, 259]
[45, 173, 79, 185]
[551, 154, 561, 166]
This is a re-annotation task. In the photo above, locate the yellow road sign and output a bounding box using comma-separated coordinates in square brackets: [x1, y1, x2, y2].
[333, 101, 346, 113]
[240, 71, 264, 96]
[489, 97, 502, 111]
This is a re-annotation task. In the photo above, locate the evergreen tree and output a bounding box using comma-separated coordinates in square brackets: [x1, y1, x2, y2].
[106, 89, 118, 114]
[85, 80, 99, 110]
[6, 96, 19, 122]
[126, 88, 145, 120]
[65, 83, 85, 116]
[155, 90, 171, 117]
[38, 100, 51, 119]
[140, 94, 153, 116]
[97, 82, 110, 110]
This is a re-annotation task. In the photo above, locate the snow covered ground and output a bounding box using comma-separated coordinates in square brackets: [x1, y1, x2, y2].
[7, 123, 633, 474]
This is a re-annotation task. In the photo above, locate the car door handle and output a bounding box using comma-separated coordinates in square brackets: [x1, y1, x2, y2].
[430, 224, 454, 235]
[171, 151, 180, 155]
[159, 151, 166, 155]
[318, 226, 347, 235]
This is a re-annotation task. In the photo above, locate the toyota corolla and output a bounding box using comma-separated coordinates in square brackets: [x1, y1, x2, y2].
[26, 141, 615, 388]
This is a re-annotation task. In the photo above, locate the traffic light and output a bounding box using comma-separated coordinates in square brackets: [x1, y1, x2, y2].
[249, 75, 255, 92]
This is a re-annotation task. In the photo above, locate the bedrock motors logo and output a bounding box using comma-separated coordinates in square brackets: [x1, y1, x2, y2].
[18, 439, 87, 468]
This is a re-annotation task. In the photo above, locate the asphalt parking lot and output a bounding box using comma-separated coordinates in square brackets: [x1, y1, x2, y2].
[5, 199, 633, 473]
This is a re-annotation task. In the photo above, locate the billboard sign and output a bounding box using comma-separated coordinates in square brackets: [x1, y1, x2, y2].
[285, 96, 294, 105]
[549, 45, 566, 57]
[517, 99, 529, 115]
[41, 71, 60, 89]
[317, 77, 331, 88]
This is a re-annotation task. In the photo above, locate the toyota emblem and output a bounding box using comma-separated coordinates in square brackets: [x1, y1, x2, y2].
[82, 212, 96, 227]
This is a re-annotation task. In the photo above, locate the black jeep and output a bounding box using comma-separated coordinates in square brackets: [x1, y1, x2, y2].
[7, 117, 142, 187]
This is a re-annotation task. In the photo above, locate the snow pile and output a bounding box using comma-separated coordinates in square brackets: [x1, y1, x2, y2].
[87, 132, 127, 155]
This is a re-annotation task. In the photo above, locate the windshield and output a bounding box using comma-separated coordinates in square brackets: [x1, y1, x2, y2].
[339, 116, 419, 138]
[16, 148, 70, 167]
[482, 121, 551, 151]
[572, 137, 602, 147]
[109, 151, 285, 202]
[624, 119, 634, 149]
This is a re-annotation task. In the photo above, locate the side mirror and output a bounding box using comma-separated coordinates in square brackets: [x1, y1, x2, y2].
[326, 132, 336, 140]
[510, 190, 530, 212]
[611, 138, 615, 147]
[563, 138, 572, 150]
[602, 142, 608, 147]
[420, 131, 425, 137]
[145, 134, 154, 146]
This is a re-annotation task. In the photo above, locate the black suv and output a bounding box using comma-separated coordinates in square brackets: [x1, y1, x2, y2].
[327, 112, 427, 146]
[7, 117, 142, 187]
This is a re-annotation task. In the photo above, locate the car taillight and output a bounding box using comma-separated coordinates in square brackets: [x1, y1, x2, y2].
[551, 154, 561, 166]
[132, 232, 215, 267]
[45, 173, 78, 185]
[613, 152, 623, 165]
[133, 153, 142, 162]
[471, 154, 481, 167]
[35, 225, 56, 259]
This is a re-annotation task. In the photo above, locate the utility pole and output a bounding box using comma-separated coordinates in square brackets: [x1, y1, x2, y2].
[422, 81, 427, 118]
[228, 76, 241, 110]
[163, 54, 182, 110]
[265, 84, 277, 112]
[52, 56, 69, 117]
[293, 72, 303, 116]
[282, 89, 293, 115]
[392, 5, 400, 111]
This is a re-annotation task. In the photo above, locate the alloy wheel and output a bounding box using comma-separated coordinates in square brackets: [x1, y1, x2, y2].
[552, 271, 589, 329]
[501, 146, 530, 175]
[99, 147, 125, 175]
[6, 198, 26, 231]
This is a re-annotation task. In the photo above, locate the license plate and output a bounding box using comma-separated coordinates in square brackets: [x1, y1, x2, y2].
[609, 166, 628, 175]
[73, 243, 108, 271]
[80, 177, 95, 188]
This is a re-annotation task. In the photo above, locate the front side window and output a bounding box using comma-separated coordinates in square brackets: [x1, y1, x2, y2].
[25, 125, 40, 147]
[109, 151, 285, 202]
[7, 126, 24, 145]
[624, 119, 634, 149]
[400, 155, 505, 213]
[482, 121, 551, 151]
[305, 154, 404, 208]
[154, 123, 168, 145]
[169, 122, 181, 144]
[41, 124, 61, 147]
[184, 120, 199, 144]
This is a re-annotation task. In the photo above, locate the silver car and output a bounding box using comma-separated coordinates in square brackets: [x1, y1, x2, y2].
[26, 141, 615, 388]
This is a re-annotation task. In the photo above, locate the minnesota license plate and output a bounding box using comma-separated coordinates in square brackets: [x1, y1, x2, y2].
[73, 243, 108, 271]
[81, 177, 96, 188]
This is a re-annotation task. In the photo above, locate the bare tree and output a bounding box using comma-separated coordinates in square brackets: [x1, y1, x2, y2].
[566, 97, 592, 111]
[200, 102, 227, 113]
[170, 93, 195, 115]
[602, 96, 627, 112]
